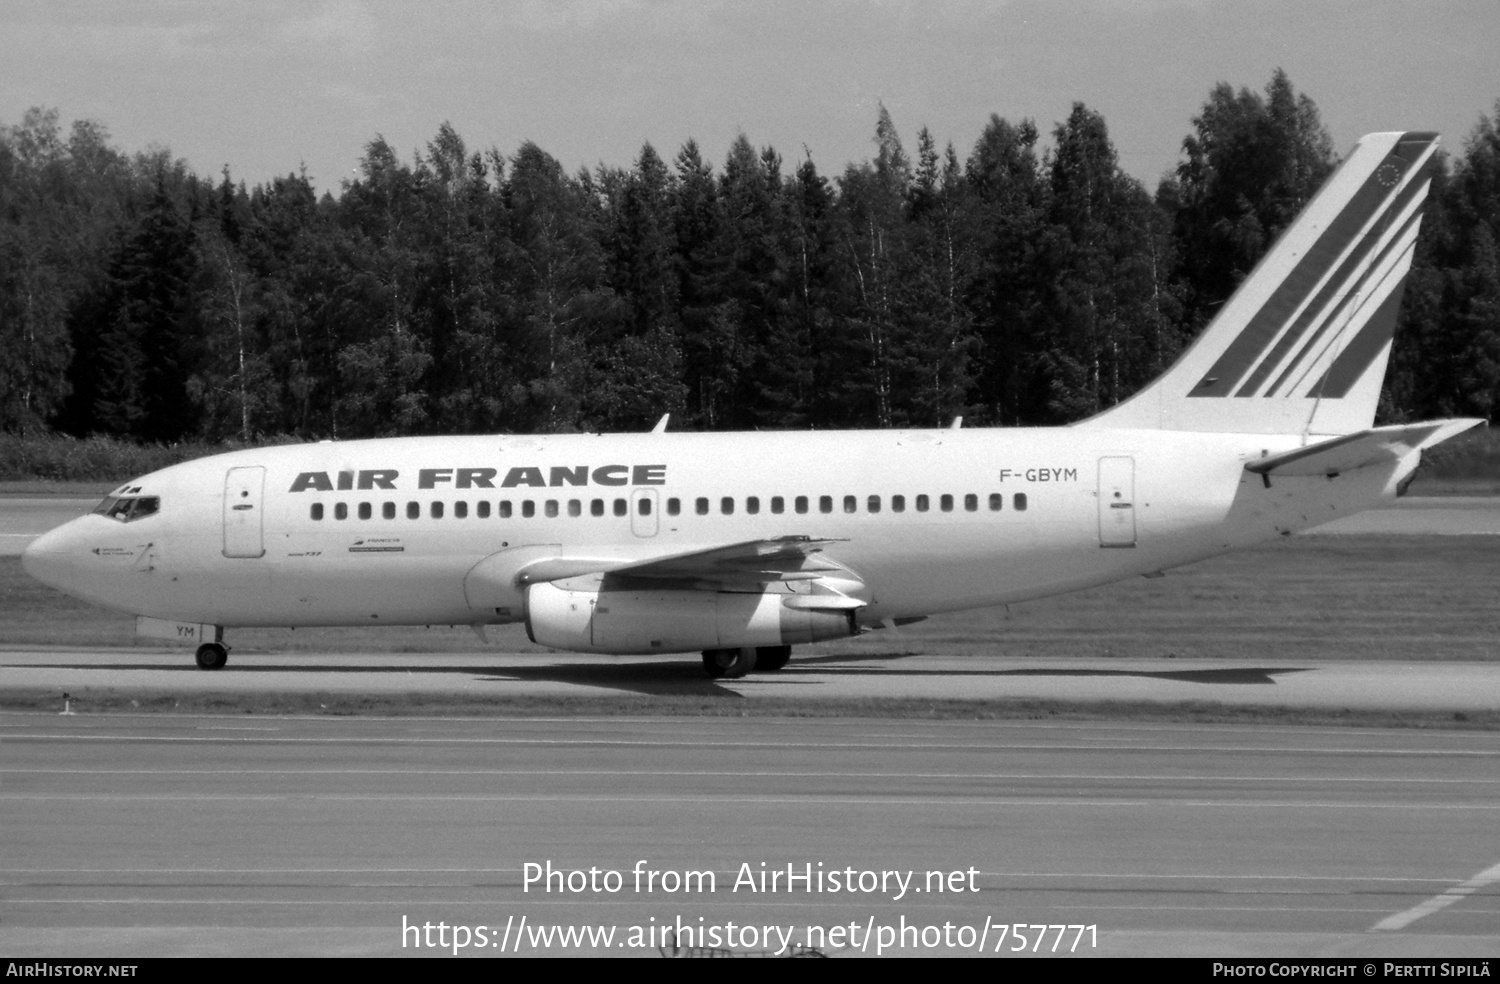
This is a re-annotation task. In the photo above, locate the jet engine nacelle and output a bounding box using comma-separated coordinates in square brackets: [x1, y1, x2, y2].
[524, 578, 857, 655]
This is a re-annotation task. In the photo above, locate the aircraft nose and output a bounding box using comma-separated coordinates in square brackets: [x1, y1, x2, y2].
[21, 521, 85, 593]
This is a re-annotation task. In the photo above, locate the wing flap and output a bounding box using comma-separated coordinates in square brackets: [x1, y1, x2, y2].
[515, 536, 851, 589]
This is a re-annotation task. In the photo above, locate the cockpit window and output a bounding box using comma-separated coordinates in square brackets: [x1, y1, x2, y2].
[93, 495, 160, 523]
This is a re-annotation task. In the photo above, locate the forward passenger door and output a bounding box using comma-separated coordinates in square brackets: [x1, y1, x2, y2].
[223, 466, 266, 558]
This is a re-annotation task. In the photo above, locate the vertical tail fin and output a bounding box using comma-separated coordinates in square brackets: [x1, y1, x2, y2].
[1079, 131, 1440, 435]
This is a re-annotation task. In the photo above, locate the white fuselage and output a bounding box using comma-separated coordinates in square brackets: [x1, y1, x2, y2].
[22, 426, 1409, 646]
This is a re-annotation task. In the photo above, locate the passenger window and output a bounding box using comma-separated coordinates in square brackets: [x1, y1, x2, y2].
[499, 501, 512, 518]
[843, 495, 856, 514]
[455, 501, 468, 519]
[335, 502, 348, 520]
[638, 498, 652, 515]
[695, 497, 709, 516]
[1015, 493, 1028, 511]
[407, 501, 419, 519]
[383, 502, 396, 520]
[311, 503, 324, 521]
[721, 497, 734, 515]
[522, 501, 535, 518]
[614, 499, 627, 517]
[867, 495, 881, 513]
[771, 496, 784, 514]
[916, 494, 929, 512]
[989, 493, 1003, 511]
[545, 500, 558, 518]
[568, 500, 581, 517]
[667, 498, 680, 516]
[477, 501, 491, 519]
[892, 495, 905, 513]
[358, 502, 371, 520]
[795, 496, 808, 514]
[430, 501, 443, 519]
[591, 499, 605, 517]
[940, 494, 953, 512]
[746, 496, 759, 515]
[965, 493, 978, 512]
[819, 495, 832, 514]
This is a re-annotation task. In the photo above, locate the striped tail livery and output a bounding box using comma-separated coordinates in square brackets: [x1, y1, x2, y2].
[1082, 131, 1443, 437]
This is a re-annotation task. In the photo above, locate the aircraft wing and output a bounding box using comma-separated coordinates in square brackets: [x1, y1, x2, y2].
[1244, 419, 1484, 478]
[515, 536, 851, 590]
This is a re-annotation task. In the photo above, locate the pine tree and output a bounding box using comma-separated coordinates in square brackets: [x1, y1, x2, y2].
[963, 114, 1046, 423]
[1171, 69, 1336, 333]
[671, 139, 730, 427]
[89, 177, 199, 441]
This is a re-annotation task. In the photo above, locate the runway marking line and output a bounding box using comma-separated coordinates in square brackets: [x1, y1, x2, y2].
[0, 867, 1469, 887]
[4, 767, 1499, 785]
[7, 732, 1500, 758]
[1370, 859, 1500, 932]
[5, 793, 1500, 809]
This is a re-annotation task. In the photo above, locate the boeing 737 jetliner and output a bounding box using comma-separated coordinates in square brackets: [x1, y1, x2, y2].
[23, 132, 1481, 677]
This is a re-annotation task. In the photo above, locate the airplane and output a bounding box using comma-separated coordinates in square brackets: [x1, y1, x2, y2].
[22, 131, 1481, 678]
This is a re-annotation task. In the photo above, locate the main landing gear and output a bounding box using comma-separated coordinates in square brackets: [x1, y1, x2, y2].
[195, 642, 228, 670]
[701, 645, 792, 679]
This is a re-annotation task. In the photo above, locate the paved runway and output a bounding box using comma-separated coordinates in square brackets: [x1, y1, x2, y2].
[6, 648, 1500, 713]
[0, 498, 94, 556]
[3, 713, 1497, 958]
[6, 496, 1499, 959]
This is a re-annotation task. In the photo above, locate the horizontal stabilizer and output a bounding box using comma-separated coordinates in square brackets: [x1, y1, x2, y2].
[1244, 419, 1483, 477]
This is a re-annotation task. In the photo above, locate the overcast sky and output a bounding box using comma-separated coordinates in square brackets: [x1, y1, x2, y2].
[3, 0, 1496, 193]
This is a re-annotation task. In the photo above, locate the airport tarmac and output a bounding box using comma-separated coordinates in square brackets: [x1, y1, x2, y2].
[3, 713, 1498, 958]
[0, 498, 95, 556]
[5, 496, 1499, 959]
[5, 648, 1500, 713]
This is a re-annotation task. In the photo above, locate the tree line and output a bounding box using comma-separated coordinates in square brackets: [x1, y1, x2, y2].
[2, 70, 1498, 443]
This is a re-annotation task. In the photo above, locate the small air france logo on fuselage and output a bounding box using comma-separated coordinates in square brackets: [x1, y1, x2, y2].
[288, 465, 668, 493]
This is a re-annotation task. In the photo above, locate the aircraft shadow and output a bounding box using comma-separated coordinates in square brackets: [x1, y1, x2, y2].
[30, 650, 919, 698]
[26, 659, 745, 698]
[27, 652, 1307, 697]
[780, 653, 1309, 685]
[977, 666, 1306, 685]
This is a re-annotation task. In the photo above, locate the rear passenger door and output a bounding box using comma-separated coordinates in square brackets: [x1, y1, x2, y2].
[1097, 456, 1136, 548]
